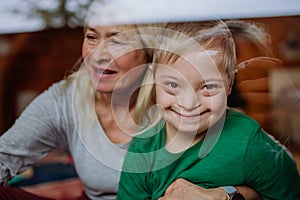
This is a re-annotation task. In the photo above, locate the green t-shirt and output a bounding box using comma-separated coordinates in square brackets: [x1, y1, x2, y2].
[117, 109, 300, 200]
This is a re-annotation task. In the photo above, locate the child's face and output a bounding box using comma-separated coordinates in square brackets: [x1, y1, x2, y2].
[155, 50, 231, 136]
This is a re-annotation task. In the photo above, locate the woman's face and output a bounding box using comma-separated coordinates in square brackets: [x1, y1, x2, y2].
[82, 25, 148, 93]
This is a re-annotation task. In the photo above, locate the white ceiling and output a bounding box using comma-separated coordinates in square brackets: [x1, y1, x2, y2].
[93, 0, 300, 25]
[0, 0, 299, 33]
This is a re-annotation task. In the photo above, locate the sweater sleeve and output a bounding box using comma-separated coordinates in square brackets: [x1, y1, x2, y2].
[243, 128, 300, 200]
[0, 83, 68, 185]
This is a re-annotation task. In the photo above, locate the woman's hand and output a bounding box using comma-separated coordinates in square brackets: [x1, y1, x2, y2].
[158, 178, 227, 200]
[158, 178, 261, 200]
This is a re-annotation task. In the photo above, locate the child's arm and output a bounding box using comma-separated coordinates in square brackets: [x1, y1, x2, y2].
[244, 129, 300, 199]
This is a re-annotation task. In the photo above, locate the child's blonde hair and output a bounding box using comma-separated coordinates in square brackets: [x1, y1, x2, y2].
[225, 20, 272, 59]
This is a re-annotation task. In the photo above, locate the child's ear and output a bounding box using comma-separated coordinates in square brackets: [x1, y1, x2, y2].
[227, 78, 235, 95]
[148, 64, 154, 71]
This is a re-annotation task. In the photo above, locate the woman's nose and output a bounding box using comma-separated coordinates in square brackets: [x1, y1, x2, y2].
[90, 41, 112, 65]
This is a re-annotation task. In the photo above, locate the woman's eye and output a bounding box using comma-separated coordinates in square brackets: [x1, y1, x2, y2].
[111, 40, 122, 45]
[109, 37, 126, 45]
[85, 34, 97, 40]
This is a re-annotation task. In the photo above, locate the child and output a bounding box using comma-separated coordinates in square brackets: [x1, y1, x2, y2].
[117, 22, 300, 200]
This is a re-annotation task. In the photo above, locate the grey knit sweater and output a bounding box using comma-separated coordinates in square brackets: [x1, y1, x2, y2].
[0, 76, 129, 200]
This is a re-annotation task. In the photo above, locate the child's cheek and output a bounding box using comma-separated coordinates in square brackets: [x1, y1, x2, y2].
[156, 90, 174, 109]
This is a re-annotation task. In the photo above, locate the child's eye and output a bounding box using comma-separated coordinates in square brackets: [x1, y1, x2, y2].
[168, 82, 178, 89]
[201, 83, 222, 96]
[204, 84, 216, 90]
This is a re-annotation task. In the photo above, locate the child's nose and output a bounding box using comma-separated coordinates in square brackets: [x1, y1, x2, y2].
[179, 91, 200, 111]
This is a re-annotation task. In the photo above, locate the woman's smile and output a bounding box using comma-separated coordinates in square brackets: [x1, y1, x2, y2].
[92, 66, 118, 80]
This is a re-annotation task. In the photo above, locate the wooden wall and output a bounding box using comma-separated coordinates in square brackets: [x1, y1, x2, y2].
[250, 16, 300, 67]
[0, 27, 82, 134]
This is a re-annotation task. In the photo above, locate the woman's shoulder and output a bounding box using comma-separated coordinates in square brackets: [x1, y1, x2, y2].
[39, 73, 83, 105]
[48, 76, 76, 96]
[25, 77, 77, 117]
